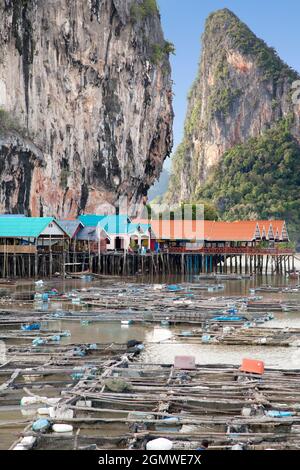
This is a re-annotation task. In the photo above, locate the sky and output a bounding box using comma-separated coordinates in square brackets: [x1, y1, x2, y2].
[157, 0, 300, 170]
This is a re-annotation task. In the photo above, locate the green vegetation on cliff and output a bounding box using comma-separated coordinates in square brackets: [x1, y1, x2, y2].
[130, 0, 158, 22]
[196, 118, 300, 241]
[167, 142, 187, 196]
[205, 9, 298, 83]
[150, 41, 175, 64]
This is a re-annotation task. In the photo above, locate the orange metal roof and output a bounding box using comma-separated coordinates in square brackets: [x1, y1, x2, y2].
[205, 220, 289, 241]
[257, 220, 287, 239]
[204, 221, 258, 242]
[132, 219, 289, 242]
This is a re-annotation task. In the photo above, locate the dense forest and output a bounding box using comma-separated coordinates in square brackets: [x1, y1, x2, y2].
[196, 118, 300, 242]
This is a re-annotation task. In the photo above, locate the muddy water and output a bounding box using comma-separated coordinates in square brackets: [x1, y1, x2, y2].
[0, 407, 26, 450]
[44, 320, 172, 345]
[142, 336, 300, 369]
[1, 274, 300, 370]
[39, 316, 300, 370]
[1, 274, 300, 449]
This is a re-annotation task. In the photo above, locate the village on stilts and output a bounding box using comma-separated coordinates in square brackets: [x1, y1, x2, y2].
[0, 214, 300, 451]
[0, 215, 294, 278]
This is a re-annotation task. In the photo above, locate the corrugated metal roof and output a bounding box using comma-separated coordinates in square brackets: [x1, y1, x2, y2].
[76, 225, 110, 241]
[127, 222, 150, 235]
[98, 215, 132, 234]
[204, 221, 257, 242]
[78, 215, 106, 227]
[58, 220, 84, 238]
[133, 218, 289, 242]
[0, 217, 55, 238]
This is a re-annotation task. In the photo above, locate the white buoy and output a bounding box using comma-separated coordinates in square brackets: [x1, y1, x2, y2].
[52, 424, 73, 433]
[146, 438, 173, 451]
[20, 436, 36, 448]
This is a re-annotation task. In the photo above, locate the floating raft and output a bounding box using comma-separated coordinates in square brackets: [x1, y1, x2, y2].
[175, 325, 300, 347]
[9, 362, 300, 451]
[194, 274, 253, 281]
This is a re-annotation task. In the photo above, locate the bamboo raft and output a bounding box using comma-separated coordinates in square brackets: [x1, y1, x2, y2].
[1, 279, 300, 450]
[1, 281, 300, 320]
[0, 293, 282, 327]
[194, 274, 253, 281]
[175, 325, 300, 347]
[8, 361, 300, 450]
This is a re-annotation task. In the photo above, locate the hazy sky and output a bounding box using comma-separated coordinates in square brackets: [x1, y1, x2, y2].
[157, 0, 300, 169]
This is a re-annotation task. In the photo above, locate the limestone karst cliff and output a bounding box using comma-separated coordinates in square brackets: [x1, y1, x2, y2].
[166, 9, 300, 238]
[0, 0, 173, 216]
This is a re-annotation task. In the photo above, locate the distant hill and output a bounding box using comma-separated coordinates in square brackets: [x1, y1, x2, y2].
[148, 168, 170, 201]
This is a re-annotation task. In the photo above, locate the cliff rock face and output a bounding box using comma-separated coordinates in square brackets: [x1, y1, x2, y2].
[167, 9, 300, 211]
[0, 0, 173, 216]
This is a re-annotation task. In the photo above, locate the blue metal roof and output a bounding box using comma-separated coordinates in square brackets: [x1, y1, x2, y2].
[78, 215, 106, 227]
[98, 215, 132, 235]
[127, 223, 151, 234]
[98, 215, 150, 235]
[0, 217, 56, 238]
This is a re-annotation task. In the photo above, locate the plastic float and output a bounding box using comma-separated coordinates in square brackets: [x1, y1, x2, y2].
[146, 438, 173, 451]
[240, 358, 265, 375]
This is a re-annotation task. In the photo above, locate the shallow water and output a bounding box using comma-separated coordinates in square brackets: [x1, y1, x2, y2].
[44, 320, 173, 345]
[1, 274, 300, 449]
[2, 274, 300, 369]
[0, 407, 26, 450]
[142, 337, 300, 369]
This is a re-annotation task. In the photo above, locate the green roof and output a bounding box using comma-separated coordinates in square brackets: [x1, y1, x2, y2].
[0, 217, 56, 238]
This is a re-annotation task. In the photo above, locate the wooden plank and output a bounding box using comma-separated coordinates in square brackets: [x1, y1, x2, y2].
[0, 245, 37, 254]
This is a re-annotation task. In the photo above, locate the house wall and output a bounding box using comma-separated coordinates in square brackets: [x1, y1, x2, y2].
[106, 235, 130, 251]
[40, 222, 66, 237]
[106, 235, 150, 251]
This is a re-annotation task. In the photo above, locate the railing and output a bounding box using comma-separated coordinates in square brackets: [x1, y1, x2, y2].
[167, 247, 295, 255]
[1, 246, 292, 256]
[0, 245, 37, 254]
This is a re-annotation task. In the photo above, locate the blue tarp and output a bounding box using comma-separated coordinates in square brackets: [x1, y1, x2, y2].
[167, 285, 183, 292]
[266, 410, 293, 418]
[21, 323, 40, 331]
